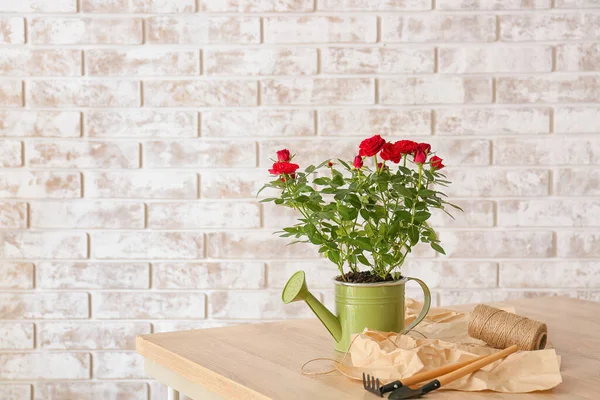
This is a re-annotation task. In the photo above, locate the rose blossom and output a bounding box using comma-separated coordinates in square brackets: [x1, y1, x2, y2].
[394, 140, 418, 154]
[380, 142, 402, 163]
[269, 161, 299, 175]
[353, 156, 364, 169]
[358, 135, 386, 157]
[413, 142, 431, 164]
[276, 149, 291, 162]
[430, 155, 445, 170]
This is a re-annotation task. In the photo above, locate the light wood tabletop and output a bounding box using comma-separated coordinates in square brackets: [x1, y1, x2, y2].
[136, 296, 600, 400]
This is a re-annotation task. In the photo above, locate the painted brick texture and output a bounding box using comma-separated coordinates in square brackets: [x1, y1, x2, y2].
[0, 1, 599, 397]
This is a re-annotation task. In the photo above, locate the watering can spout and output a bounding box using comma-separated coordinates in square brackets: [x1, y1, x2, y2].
[282, 271, 342, 342]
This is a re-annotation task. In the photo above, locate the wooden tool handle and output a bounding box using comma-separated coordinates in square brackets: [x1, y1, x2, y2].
[402, 355, 487, 386]
[437, 345, 518, 387]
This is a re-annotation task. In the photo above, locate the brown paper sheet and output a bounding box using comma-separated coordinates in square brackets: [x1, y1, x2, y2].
[344, 299, 562, 393]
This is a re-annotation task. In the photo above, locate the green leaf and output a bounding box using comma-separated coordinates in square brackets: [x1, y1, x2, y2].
[327, 250, 341, 264]
[414, 211, 431, 222]
[408, 225, 419, 245]
[357, 254, 371, 266]
[305, 202, 322, 212]
[346, 193, 362, 209]
[360, 208, 370, 220]
[274, 198, 284, 205]
[353, 237, 373, 251]
[304, 165, 316, 174]
[259, 197, 278, 203]
[332, 174, 344, 186]
[419, 189, 436, 198]
[430, 242, 446, 255]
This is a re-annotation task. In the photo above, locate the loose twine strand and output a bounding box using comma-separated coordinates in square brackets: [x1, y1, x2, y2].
[301, 305, 547, 379]
[468, 304, 547, 351]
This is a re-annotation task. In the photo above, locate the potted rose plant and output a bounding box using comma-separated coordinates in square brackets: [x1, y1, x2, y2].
[259, 135, 459, 351]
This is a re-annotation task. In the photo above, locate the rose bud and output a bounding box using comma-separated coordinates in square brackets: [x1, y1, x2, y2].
[413, 142, 431, 164]
[353, 155, 364, 169]
[327, 161, 334, 167]
[430, 155, 445, 170]
[276, 149, 291, 162]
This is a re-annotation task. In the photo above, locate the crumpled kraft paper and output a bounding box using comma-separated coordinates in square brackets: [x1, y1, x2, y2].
[343, 299, 562, 393]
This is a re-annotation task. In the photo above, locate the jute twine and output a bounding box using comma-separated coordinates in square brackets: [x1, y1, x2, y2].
[468, 304, 547, 351]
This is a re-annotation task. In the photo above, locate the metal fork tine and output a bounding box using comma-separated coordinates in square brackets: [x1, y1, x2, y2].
[362, 374, 383, 397]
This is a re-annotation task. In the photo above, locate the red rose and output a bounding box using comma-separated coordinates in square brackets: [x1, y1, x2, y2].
[358, 135, 386, 157]
[269, 161, 299, 175]
[394, 140, 418, 154]
[276, 149, 290, 162]
[430, 155, 445, 170]
[380, 142, 402, 163]
[413, 142, 431, 164]
[353, 155, 363, 169]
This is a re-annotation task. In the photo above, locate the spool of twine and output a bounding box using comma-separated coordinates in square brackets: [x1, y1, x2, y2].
[468, 304, 547, 351]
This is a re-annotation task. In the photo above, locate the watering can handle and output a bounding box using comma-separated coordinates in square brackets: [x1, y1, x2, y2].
[402, 277, 431, 334]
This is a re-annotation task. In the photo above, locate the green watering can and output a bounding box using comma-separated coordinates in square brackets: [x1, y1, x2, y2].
[282, 271, 431, 352]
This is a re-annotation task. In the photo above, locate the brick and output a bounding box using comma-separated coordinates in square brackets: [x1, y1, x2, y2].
[0, 202, 26, 229]
[557, 232, 600, 258]
[200, 170, 269, 199]
[0, 385, 30, 400]
[556, 0, 600, 7]
[92, 232, 203, 259]
[153, 262, 265, 289]
[30, 17, 142, 44]
[440, 290, 569, 306]
[556, 107, 600, 133]
[440, 230, 554, 258]
[264, 16, 376, 43]
[267, 260, 339, 289]
[83, 0, 195, 12]
[323, 47, 434, 74]
[87, 48, 198, 76]
[0, 0, 76, 11]
[148, 202, 260, 229]
[28, 141, 139, 168]
[0, 171, 80, 198]
[0, 263, 33, 289]
[319, 0, 430, 10]
[147, 16, 259, 44]
[262, 203, 302, 228]
[446, 169, 549, 197]
[0, 49, 81, 76]
[497, 76, 600, 103]
[200, 0, 313, 11]
[203, 110, 314, 137]
[430, 138, 490, 166]
[403, 260, 498, 288]
[0, 323, 34, 349]
[35, 383, 147, 400]
[40, 322, 150, 350]
[259, 139, 355, 167]
[37, 262, 149, 289]
[439, 46, 551, 73]
[435, 108, 550, 135]
[319, 109, 430, 136]
[206, 48, 316, 76]
[93, 352, 146, 379]
[0, 17, 24, 44]
[144, 80, 257, 107]
[382, 15, 496, 42]
[499, 200, 600, 227]
[494, 137, 600, 165]
[500, 13, 600, 41]
[0, 232, 87, 259]
[144, 140, 256, 168]
[555, 168, 600, 195]
[379, 77, 491, 105]
[86, 110, 196, 138]
[210, 291, 316, 319]
[436, 0, 550, 9]
[0, 111, 80, 138]
[0, 140, 21, 167]
[93, 292, 206, 319]
[85, 171, 197, 199]
[0, 353, 89, 380]
[429, 200, 494, 228]
[557, 43, 600, 71]
[262, 78, 374, 105]
[0, 80, 22, 107]
[30, 201, 143, 229]
[29, 80, 139, 108]
[0, 293, 88, 319]
[500, 261, 600, 288]
[207, 232, 318, 259]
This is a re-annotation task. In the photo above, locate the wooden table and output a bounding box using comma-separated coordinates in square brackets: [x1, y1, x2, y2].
[136, 297, 600, 399]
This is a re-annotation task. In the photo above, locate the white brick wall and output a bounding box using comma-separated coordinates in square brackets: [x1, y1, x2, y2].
[0, 1, 599, 398]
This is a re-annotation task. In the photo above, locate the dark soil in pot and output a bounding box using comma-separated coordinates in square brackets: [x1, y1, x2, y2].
[335, 271, 399, 283]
